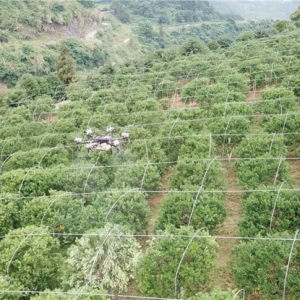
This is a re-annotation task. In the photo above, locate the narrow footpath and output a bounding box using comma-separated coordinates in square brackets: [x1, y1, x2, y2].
[213, 161, 243, 289]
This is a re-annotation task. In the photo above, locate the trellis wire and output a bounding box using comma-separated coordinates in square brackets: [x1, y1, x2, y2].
[269, 181, 285, 234]
[232, 289, 245, 300]
[40, 192, 72, 226]
[3, 186, 300, 203]
[273, 155, 283, 185]
[105, 189, 141, 222]
[222, 115, 233, 155]
[74, 226, 115, 300]
[0, 156, 295, 181]
[83, 152, 102, 193]
[1, 232, 300, 242]
[174, 227, 209, 298]
[6, 227, 40, 281]
[188, 156, 218, 226]
[0, 289, 182, 300]
[268, 132, 276, 155]
[282, 113, 288, 135]
[282, 229, 299, 300]
[18, 166, 37, 194]
[2, 94, 299, 123]
[1, 110, 300, 148]
[140, 139, 150, 189]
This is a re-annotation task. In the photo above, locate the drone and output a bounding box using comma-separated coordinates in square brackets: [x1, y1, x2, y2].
[74, 127, 129, 152]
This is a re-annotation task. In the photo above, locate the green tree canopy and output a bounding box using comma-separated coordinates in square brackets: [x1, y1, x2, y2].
[66, 223, 142, 293]
[56, 42, 76, 85]
[0, 226, 63, 294]
[136, 226, 218, 298]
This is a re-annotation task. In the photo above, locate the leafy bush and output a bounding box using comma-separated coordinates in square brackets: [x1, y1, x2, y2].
[231, 233, 300, 299]
[136, 226, 217, 298]
[255, 88, 298, 114]
[170, 160, 225, 191]
[155, 192, 226, 232]
[0, 226, 63, 292]
[66, 223, 141, 292]
[2, 147, 71, 171]
[81, 189, 150, 233]
[235, 155, 291, 189]
[239, 189, 300, 236]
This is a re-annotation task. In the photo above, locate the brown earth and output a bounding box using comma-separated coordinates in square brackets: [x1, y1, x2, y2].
[0, 83, 8, 94]
[246, 89, 262, 102]
[170, 92, 198, 108]
[147, 170, 172, 235]
[122, 170, 173, 299]
[287, 157, 300, 187]
[213, 161, 243, 290]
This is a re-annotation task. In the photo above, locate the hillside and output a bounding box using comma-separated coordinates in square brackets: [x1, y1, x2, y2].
[0, 0, 275, 88]
[210, 0, 300, 20]
[1, 2, 300, 300]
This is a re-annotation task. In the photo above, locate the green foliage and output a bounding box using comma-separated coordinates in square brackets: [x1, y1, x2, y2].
[0, 193, 23, 236]
[170, 160, 225, 191]
[28, 95, 55, 119]
[255, 88, 298, 114]
[0, 0, 83, 35]
[236, 31, 254, 41]
[0, 226, 63, 293]
[178, 137, 217, 159]
[82, 189, 150, 233]
[179, 38, 209, 56]
[30, 288, 106, 300]
[182, 80, 244, 107]
[239, 189, 300, 236]
[0, 165, 110, 196]
[207, 116, 251, 144]
[66, 223, 142, 292]
[155, 192, 226, 232]
[112, 163, 161, 191]
[0, 277, 24, 300]
[18, 74, 40, 99]
[261, 113, 300, 145]
[3, 88, 27, 107]
[56, 42, 76, 85]
[20, 192, 84, 240]
[235, 155, 290, 189]
[154, 77, 177, 99]
[236, 135, 287, 158]
[231, 234, 300, 299]
[136, 226, 218, 298]
[111, 1, 131, 23]
[235, 135, 290, 188]
[188, 289, 240, 300]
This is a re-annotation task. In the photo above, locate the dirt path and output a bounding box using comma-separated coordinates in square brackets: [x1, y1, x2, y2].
[213, 161, 243, 290]
[85, 30, 98, 39]
[147, 170, 172, 235]
[287, 157, 300, 187]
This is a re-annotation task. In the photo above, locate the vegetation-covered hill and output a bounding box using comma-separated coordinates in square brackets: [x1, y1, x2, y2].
[0, 0, 275, 88]
[2, 2, 300, 300]
[0, 0, 97, 41]
[210, 0, 300, 20]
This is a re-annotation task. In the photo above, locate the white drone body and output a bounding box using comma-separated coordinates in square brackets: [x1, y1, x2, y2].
[75, 127, 129, 152]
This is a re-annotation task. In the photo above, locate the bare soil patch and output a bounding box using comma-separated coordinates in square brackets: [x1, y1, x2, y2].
[46, 115, 59, 123]
[0, 82, 7, 94]
[147, 170, 172, 235]
[55, 99, 71, 109]
[246, 89, 262, 102]
[213, 161, 243, 290]
[287, 157, 300, 187]
[170, 92, 198, 108]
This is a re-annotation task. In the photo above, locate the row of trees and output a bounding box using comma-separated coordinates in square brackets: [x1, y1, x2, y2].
[2, 8, 300, 299]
